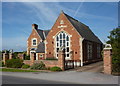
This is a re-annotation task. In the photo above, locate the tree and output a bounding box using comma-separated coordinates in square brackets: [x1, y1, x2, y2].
[107, 27, 120, 72]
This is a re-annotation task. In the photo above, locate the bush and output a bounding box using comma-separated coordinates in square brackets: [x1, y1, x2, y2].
[0, 61, 4, 67]
[31, 61, 46, 70]
[50, 66, 62, 71]
[24, 55, 30, 60]
[22, 64, 30, 69]
[45, 58, 57, 60]
[6, 58, 23, 68]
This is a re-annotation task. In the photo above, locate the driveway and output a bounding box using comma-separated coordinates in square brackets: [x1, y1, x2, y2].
[76, 61, 103, 72]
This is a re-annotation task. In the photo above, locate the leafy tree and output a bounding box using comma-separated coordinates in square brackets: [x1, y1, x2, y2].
[107, 27, 120, 72]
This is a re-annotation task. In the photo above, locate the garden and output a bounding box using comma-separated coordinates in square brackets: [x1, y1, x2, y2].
[0, 58, 62, 72]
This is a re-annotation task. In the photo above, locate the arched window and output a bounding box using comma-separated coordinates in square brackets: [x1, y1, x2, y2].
[32, 38, 37, 46]
[56, 31, 70, 59]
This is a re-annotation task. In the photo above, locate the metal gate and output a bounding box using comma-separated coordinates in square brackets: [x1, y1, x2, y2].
[65, 60, 81, 70]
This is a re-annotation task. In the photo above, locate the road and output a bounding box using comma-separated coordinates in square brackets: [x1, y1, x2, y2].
[2, 75, 71, 84]
[2, 75, 119, 86]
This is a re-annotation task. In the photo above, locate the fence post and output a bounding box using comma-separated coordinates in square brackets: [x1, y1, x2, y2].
[9, 53, 14, 59]
[30, 52, 35, 66]
[58, 51, 65, 71]
[18, 53, 24, 60]
[103, 44, 112, 74]
[3, 53, 9, 65]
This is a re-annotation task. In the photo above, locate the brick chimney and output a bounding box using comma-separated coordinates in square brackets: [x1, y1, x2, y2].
[32, 24, 38, 29]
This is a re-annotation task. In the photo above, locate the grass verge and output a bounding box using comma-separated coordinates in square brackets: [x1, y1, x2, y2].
[0, 68, 41, 72]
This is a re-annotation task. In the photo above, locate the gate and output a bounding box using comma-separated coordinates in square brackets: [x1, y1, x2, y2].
[65, 60, 81, 70]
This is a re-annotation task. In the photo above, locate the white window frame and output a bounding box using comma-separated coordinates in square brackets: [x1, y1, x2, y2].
[87, 42, 92, 60]
[31, 38, 37, 46]
[55, 31, 70, 59]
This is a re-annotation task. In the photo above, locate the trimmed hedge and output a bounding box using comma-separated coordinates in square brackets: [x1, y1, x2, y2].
[50, 66, 62, 71]
[6, 58, 23, 68]
[22, 64, 30, 69]
[31, 61, 46, 70]
[45, 58, 57, 60]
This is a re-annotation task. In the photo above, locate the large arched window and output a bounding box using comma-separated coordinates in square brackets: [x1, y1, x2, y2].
[32, 38, 37, 46]
[56, 31, 70, 59]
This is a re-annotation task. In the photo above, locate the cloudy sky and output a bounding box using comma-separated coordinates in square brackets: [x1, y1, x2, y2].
[2, 1, 118, 52]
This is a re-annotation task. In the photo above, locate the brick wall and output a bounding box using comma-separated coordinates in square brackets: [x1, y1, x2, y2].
[46, 12, 81, 60]
[27, 24, 42, 55]
[35, 60, 58, 68]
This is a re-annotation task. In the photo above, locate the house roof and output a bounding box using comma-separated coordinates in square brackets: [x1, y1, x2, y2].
[36, 29, 50, 40]
[64, 13, 102, 44]
[36, 42, 45, 53]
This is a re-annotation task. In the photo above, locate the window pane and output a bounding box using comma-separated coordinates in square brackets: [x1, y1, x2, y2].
[60, 34, 62, 39]
[63, 33, 65, 39]
[57, 43, 59, 46]
[67, 42, 69, 46]
[57, 48, 59, 52]
[67, 47, 69, 52]
[67, 54, 69, 57]
[57, 36, 59, 41]
[66, 36, 69, 41]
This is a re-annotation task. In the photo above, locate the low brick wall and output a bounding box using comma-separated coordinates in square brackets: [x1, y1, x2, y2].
[23, 60, 31, 65]
[35, 60, 58, 67]
[23, 60, 58, 67]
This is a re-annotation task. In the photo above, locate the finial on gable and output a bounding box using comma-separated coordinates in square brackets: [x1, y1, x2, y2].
[61, 10, 64, 14]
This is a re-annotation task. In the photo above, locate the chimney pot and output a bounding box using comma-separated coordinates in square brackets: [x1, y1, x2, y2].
[32, 24, 38, 29]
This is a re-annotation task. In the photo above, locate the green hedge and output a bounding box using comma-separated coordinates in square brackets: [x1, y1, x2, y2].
[31, 61, 46, 70]
[45, 58, 57, 60]
[22, 64, 30, 69]
[50, 66, 62, 71]
[6, 58, 23, 68]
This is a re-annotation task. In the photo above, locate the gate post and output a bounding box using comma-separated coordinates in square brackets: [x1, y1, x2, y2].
[3, 53, 9, 65]
[103, 44, 112, 74]
[58, 51, 65, 71]
[30, 52, 35, 66]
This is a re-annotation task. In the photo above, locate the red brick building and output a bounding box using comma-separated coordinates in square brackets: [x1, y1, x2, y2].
[27, 11, 103, 66]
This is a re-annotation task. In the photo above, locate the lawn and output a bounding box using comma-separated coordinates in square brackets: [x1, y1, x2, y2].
[0, 68, 41, 72]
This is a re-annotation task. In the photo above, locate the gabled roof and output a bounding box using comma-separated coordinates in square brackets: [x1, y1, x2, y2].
[36, 42, 45, 53]
[36, 29, 50, 40]
[64, 13, 102, 44]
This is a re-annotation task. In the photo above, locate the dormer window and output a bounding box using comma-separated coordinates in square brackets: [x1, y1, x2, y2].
[32, 38, 37, 46]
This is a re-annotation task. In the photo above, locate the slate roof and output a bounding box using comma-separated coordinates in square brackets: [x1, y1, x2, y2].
[64, 13, 102, 44]
[36, 42, 45, 53]
[36, 29, 50, 40]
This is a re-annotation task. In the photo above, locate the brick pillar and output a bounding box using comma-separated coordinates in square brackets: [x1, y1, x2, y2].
[3, 53, 9, 65]
[30, 52, 35, 66]
[103, 48, 112, 74]
[18, 53, 24, 60]
[58, 51, 65, 71]
[9, 53, 14, 59]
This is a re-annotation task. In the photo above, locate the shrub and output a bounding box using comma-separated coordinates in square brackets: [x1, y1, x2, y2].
[50, 66, 62, 71]
[0, 61, 4, 67]
[24, 55, 30, 60]
[45, 58, 57, 60]
[6, 58, 23, 68]
[31, 61, 46, 70]
[22, 64, 30, 69]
